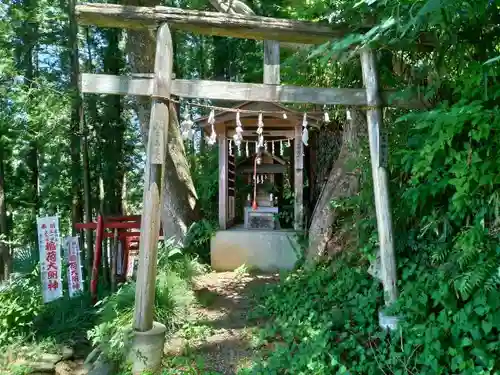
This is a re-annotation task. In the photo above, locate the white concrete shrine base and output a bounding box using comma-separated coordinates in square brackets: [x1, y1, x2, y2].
[211, 228, 299, 271]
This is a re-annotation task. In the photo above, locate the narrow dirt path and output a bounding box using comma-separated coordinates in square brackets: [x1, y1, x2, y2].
[164, 271, 278, 374]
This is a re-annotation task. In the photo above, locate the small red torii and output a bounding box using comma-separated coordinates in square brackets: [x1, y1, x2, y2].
[75, 215, 163, 303]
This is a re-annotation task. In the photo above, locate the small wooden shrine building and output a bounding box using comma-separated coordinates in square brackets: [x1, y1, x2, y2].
[196, 101, 321, 271]
[237, 150, 287, 230]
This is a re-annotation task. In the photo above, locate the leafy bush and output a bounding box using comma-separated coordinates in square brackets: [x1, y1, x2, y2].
[247, 251, 500, 374]
[0, 267, 97, 375]
[0, 268, 94, 345]
[0, 271, 43, 345]
[0, 236, 205, 366]
[183, 220, 216, 263]
[189, 146, 218, 223]
[88, 252, 202, 361]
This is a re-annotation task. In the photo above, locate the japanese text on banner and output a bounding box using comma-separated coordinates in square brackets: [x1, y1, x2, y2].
[37, 216, 62, 303]
[65, 236, 84, 297]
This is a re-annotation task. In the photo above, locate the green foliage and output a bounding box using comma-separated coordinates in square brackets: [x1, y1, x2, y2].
[0, 272, 43, 345]
[0, 268, 95, 347]
[160, 356, 222, 375]
[247, 253, 500, 374]
[0, 242, 206, 370]
[184, 219, 217, 263]
[248, 41, 500, 373]
[0, 269, 97, 373]
[88, 251, 203, 361]
[189, 146, 218, 224]
[384, 63, 500, 301]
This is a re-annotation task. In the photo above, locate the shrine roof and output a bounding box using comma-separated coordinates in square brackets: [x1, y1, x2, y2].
[195, 101, 322, 129]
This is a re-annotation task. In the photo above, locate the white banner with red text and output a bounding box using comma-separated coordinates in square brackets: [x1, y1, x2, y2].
[64, 236, 84, 297]
[37, 216, 63, 303]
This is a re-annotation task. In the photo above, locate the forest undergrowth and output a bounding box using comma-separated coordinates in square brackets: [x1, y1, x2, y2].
[244, 252, 500, 374]
[0, 244, 209, 375]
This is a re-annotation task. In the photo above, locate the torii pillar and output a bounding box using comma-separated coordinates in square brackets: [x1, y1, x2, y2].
[129, 23, 172, 373]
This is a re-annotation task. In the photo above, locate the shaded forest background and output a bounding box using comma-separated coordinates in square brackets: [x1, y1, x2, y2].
[0, 0, 353, 277]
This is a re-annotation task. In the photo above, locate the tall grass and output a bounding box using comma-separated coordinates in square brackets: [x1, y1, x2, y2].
[88, 248, 207, 361]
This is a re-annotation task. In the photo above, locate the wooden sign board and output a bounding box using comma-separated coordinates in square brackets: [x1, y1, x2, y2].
[379, 127, 389, 168]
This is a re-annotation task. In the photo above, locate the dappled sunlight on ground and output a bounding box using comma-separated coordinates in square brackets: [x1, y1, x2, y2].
[163, 271, 279, 374]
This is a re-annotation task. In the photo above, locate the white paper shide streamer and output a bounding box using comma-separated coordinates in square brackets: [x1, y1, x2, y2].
[233, 111, 244, 153]
[180, 106, 195, 140]
[302, 112, 309, 146]
[206, 109, 217, 145]
[256, 112, 264, 149]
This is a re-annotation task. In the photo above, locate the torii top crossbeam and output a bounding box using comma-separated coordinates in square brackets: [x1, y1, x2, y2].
[76, 4, 428, 109]
[76, 3, 435, 47]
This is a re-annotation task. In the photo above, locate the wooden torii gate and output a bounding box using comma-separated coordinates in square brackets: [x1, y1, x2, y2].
[76, 2, 425, 368]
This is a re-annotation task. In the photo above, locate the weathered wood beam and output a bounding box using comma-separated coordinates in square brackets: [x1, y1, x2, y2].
[80, 73, 427, 108]
[360, 48, 398, 308]
[237, 164, 286, 174]
[80, 73, 153, 96]
[76, 4, 436, 48]
[294, 127, 304, 231]
[218, 130, 228, 230]
[133, 23, 172, 336]
[76, 3, 352, 45]
[264, 40, 280, 85]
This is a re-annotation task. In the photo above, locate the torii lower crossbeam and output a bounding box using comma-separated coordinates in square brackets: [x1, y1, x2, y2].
[80, 73, 427, 109]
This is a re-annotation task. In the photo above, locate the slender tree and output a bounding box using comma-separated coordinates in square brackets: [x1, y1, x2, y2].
[68, 0, 83, 234]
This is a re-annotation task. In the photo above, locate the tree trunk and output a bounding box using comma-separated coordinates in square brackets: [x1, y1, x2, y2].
[102, 27, 125, 216]
[20, 0, 40, 249]
[82, 27, 96, 277]
[306, 108, 366, 265]
[0, 150, 10, 281]
[161, 103, 201, 240]
[68, 0, 83, 234]
[121, 0, 157, 144]
[28, 142, 40, 248]
[122, 173, 128, 215]
[122, 0, 200, 243]
[82, 119, 92, 280]
[98, 176, 110, 285]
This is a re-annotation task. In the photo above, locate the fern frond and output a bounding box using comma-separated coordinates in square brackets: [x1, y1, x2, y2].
[431, 244, 451, 265]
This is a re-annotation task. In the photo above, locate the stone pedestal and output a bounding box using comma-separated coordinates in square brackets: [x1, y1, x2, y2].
[211, 229, 298, 271]
[378, 310, 401, 331]
[244, 206, 278, 229]
[128, 322, 167, 374]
